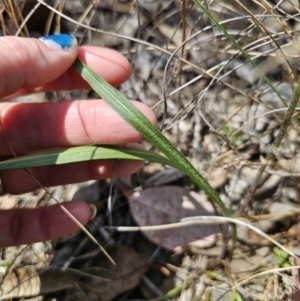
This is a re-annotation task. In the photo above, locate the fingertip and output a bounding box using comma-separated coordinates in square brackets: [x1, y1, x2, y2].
[44, 201, 92, 241]
[77, 46, 132, 87]
[132, 101, 158, 127]
[58, 200, 92, 227]
[0, 200, 93, 247]
[0, 36, 78, 98]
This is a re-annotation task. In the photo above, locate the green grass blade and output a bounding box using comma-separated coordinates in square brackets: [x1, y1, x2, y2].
[193, 0, 287, 107]
[73, 58, 234, 232]
[0, 146, 177, 170]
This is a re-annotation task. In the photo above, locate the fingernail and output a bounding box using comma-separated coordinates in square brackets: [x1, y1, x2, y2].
[89, 204, 97, 221]
[39, 34, 77, 51]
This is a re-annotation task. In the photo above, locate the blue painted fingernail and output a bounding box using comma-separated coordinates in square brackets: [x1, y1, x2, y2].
[39, 34, 77, 51]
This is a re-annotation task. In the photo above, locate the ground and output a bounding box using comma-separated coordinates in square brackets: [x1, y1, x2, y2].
[1, 0, 300, 300]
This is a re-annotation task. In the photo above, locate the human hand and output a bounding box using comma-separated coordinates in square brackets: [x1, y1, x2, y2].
[0, 35, 156, 247]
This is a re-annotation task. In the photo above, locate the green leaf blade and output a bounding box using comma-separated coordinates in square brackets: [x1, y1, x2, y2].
[0, 146, 177, 171]
[73, 59, 232, 219]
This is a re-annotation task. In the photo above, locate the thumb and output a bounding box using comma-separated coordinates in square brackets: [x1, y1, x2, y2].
[0, 35, 78, 98]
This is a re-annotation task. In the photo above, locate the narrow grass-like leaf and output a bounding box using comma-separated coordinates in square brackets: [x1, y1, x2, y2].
[193, 0, 287, 107]
[73, 58, 236, 248]
[0, 146, 177, 171]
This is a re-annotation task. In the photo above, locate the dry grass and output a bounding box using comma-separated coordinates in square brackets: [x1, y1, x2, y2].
[1, 0, 300, 300]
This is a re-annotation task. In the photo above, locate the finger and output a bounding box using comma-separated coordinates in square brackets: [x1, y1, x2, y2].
[0, 35, 78, 98]
[1, 158, 143, 195]
[0, 100, 157, 156]
[43, 46, 132, 90]
[0, 201, 92, 247]
[5, 46, 132, 98]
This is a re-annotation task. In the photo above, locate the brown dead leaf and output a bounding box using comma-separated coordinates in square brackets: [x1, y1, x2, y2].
[1, 245, 148, 300]
[0, 195, 17, 210]
[158, 23, 191, 47]
[0, 267, 40, 299]
[44, 244, 148, 301]
[206, 167, 228, 189]
[129, 186, 220, 251]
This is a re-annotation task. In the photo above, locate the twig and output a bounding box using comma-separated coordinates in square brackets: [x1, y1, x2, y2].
[106, 215, 300, 261]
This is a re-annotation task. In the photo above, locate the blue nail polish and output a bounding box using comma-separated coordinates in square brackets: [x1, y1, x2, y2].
[39, 34, 77, 51]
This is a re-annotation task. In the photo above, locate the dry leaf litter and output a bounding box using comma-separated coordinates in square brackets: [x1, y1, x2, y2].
[1, 0, 300, 300]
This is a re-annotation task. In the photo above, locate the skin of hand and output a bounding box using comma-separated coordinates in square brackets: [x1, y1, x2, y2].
[0, 36, 157, 247]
